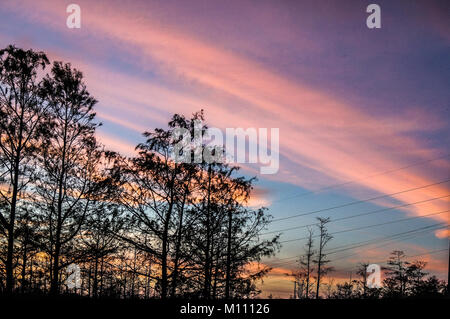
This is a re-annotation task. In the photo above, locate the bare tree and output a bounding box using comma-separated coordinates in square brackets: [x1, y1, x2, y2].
[301, 227, 315, 299]
[0, 44, 282, 299]
[313, 217, 333, 299]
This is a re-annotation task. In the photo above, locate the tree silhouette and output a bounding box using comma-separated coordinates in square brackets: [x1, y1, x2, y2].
[0, 45, 49, 294]
[287, 227, 315, 299]
[301, 227, 315, 299]
[112, 112, 278, 299]
[382, 250, 409, 297]
[313, 217, 333, 299]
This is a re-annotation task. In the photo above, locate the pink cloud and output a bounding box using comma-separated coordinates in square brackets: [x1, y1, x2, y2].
[3, 0, 449, 232]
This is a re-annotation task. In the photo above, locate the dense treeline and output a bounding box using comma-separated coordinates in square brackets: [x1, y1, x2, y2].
[1, 45, 447, 300]
[0, 45, 279, 298]
[289, 238, 448, 299]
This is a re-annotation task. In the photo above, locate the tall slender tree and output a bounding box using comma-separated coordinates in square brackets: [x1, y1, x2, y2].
[0, 45, 281, 298]
[0, 45, 49, 293]
[35, 61, 100, 294]
[301, 227, 315, 299]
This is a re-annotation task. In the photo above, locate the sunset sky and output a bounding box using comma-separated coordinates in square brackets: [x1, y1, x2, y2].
[1, 0, 448, 298]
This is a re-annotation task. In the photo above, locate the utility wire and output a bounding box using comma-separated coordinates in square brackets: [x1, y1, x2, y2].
[264, 223, 447, 267]
[269, 154, 449, 205]
[268, 223, 447, 264]
[327, 223, 447, 255]
[262, 194, 449, 235]
[270, 179, 450, 223]
[269, 228, 448, 269]
[279, 209, 449, 244]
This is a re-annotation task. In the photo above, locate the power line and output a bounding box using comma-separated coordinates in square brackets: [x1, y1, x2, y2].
[267, 227, 450, 273]
[270, 178, 450, 223]
[264, 223, 447, 268]
[279, 209, 449, 244]
[266, 223, 447, 263]
[262, 156, 450, 276]
[262, 194, 449, 235]
[339, 248, 449, 273]
[328, 226, 448, 263]
[327, 223, 447, 255]
[271, 241, 448, 270]
[268, 154, 449, 205]
[269, 248, 448, 273]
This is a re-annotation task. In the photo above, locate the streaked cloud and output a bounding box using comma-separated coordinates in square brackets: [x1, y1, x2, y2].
[1, 0, 448, 297]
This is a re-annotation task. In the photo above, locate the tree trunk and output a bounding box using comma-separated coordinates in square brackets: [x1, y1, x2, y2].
[315, 235, 323, 299]
[100, 255, 105, 297]
[5, 148, 22, 294]
[93, 255, 99, 298]
[21, 242, 28, 293]
[50, 118, 68, 295]
[171, 192, 186, 297]
[161, 177, 175, 299]
[225, 209, 233, 298]
[161, 205, 172, 299]
[203, 165, 212, 299]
